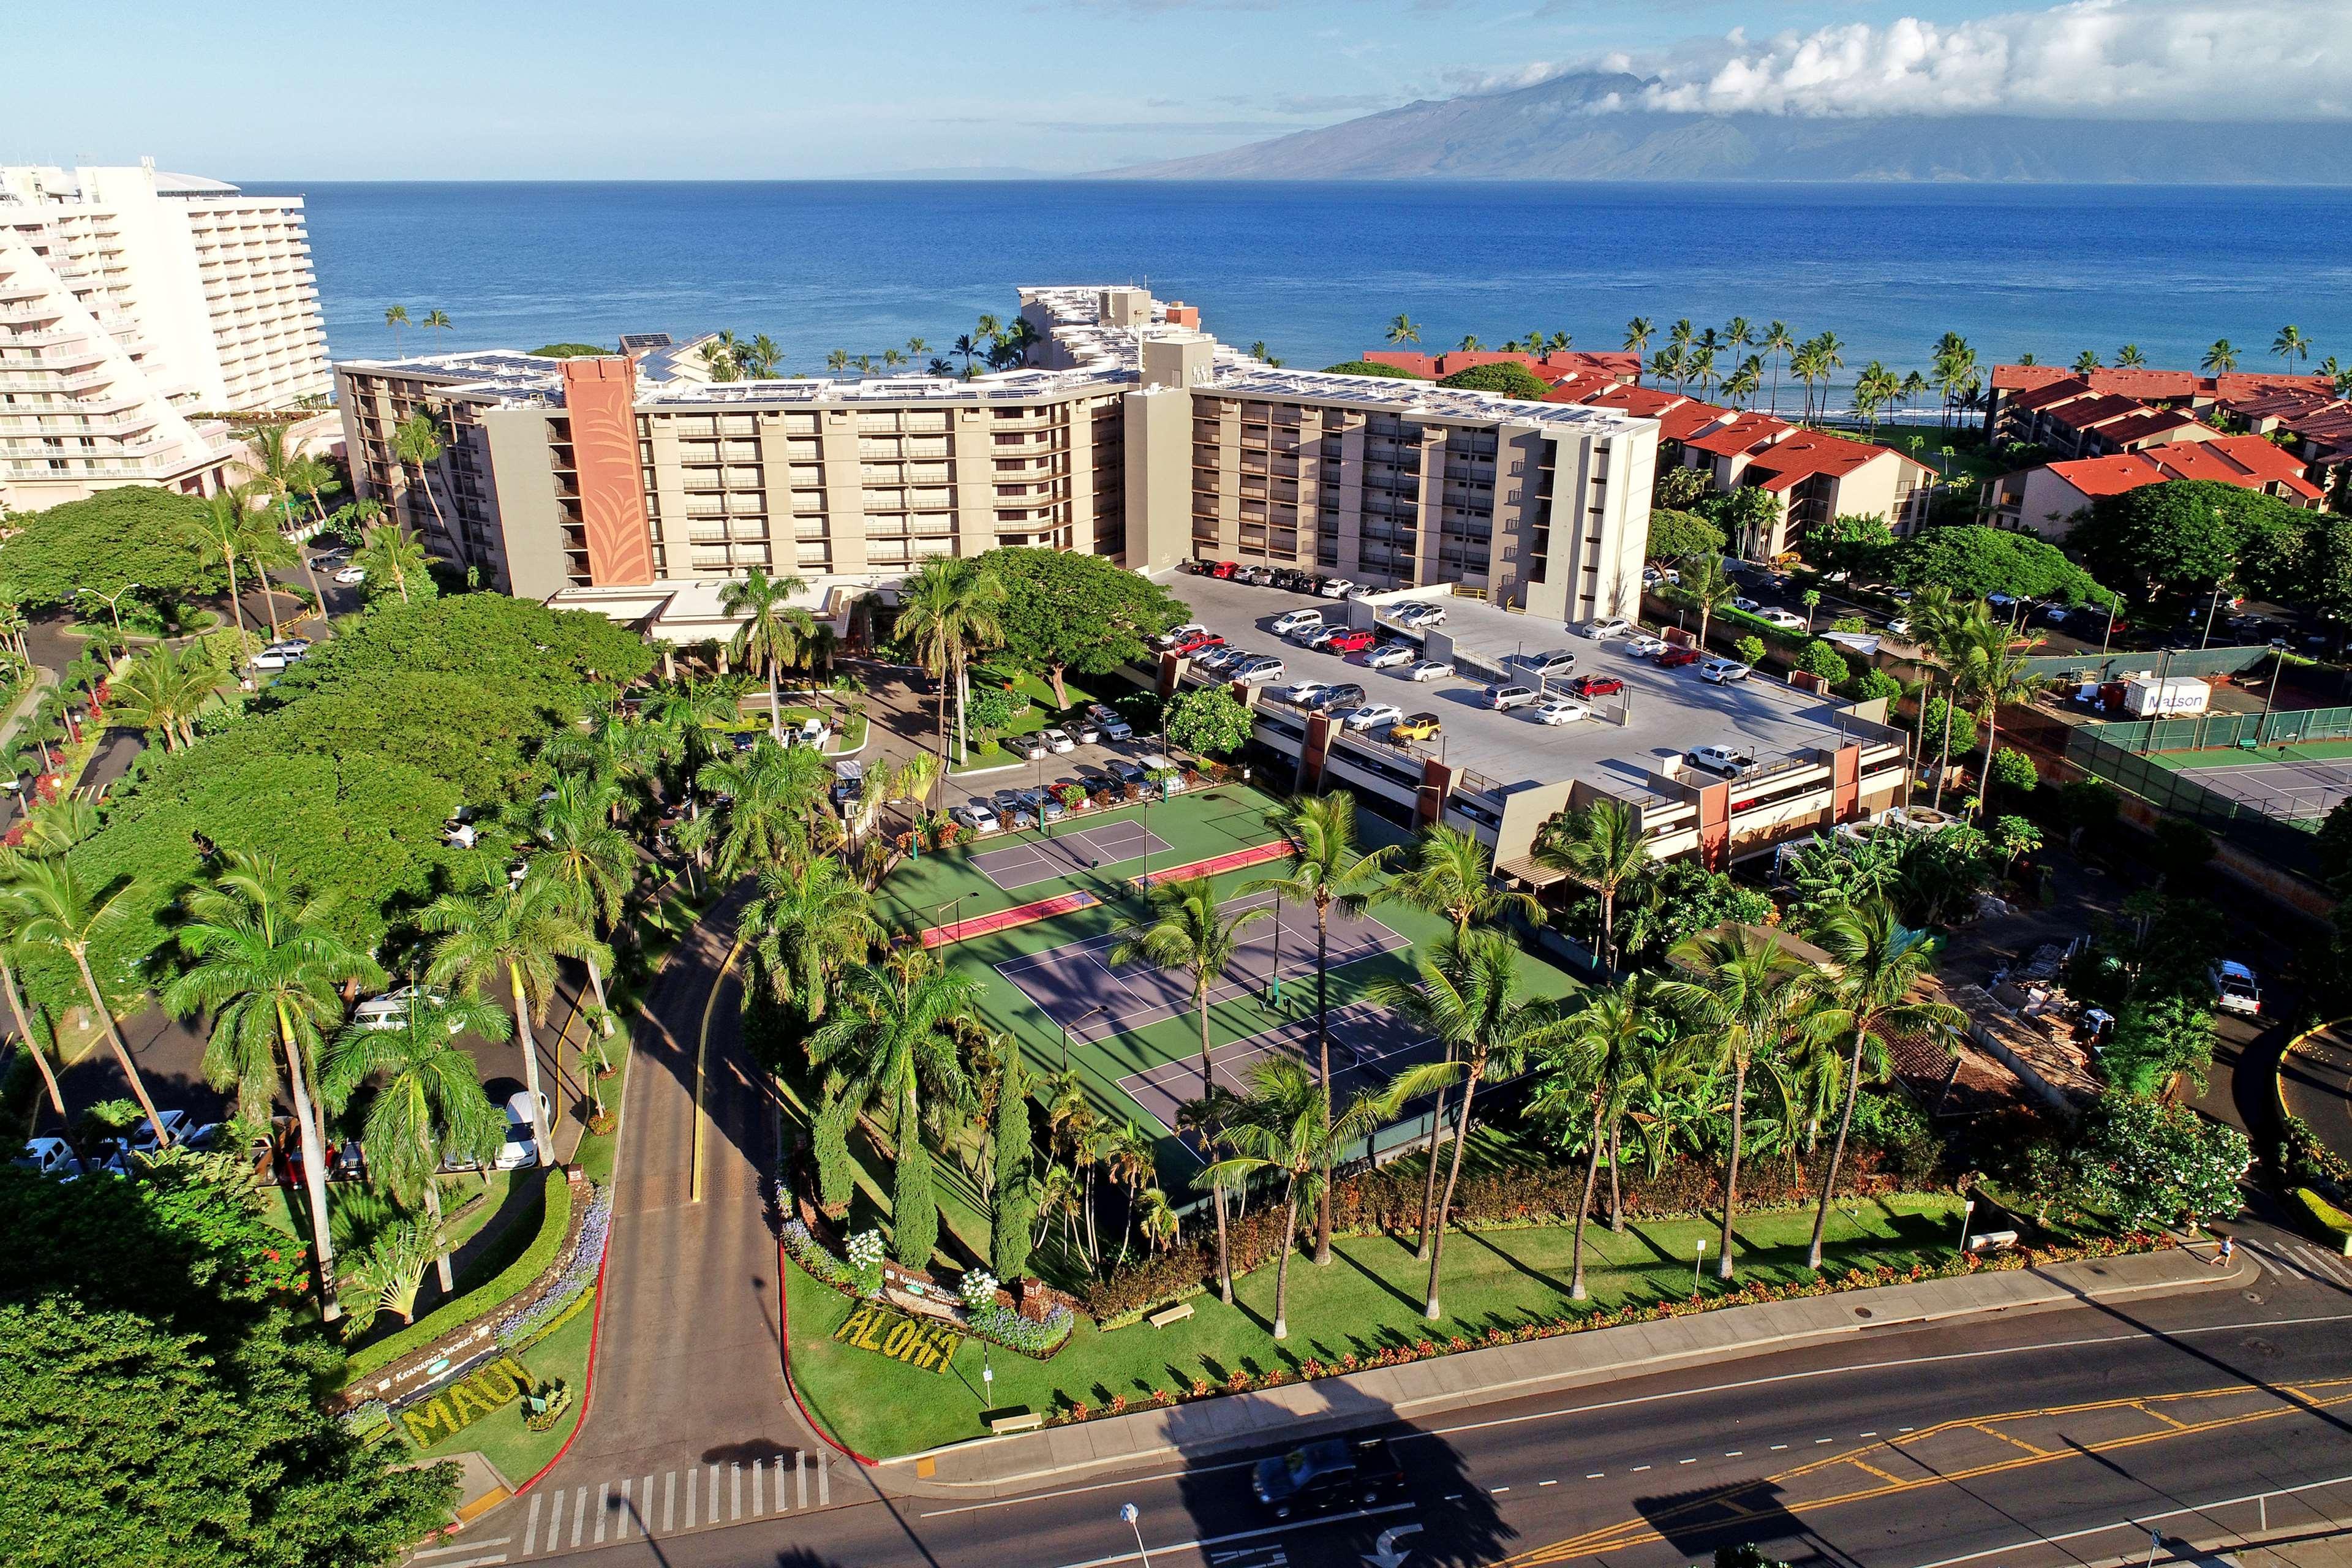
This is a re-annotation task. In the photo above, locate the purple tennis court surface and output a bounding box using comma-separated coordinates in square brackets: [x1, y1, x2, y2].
[1117, 1002, 1440, 1133]
[967, 819, 1174, 891]
[992, 892, 1408, 1044]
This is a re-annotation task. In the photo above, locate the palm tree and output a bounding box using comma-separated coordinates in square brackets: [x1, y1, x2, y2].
[1529, 978, 1664, 1298]
[1112, 875, 1268, 1294]
[391, 412, 455, 561]
[1955, 614, 2045, 819]
[183, 486, 255, 639]
[682, 735, 831, 876]
[1624, 317, 1655, 358]
[423, 871, 608, 1166]
[238, 508, 298, 643]
[808, 957, 978, 1268]
[524, 772, 634, 1030]
[2273, 325, 2313, 379]
[541, 709, 655, 816]
[420, 309, 452, 344]
[2, 856, 170, 1152]
[1803, 902, 1964, 1269]
[1386, 315, 1420, 346]
[2116, 344, 2146, 368]
[1246, 793, 1393, 1264]
[162, 851, 386, 1319]
[742, 853, 878, 1022]
[1760, 321, 1795, 413]
[1811, 332, 1848, 417]
[889, 750, 941, 833]
[353, 516, 431, 603]
[1789, 344, 1826, 421]
[1374, 930, 1575, 1319]
[745, 334, 783, 378]
[1910, 588, 1977, 812]
[1678, 554, 1737, 649]
[1657, 926, 1819, 1280]
[719, 569, 815, 744]
[2073, 349, 2103, 375]
[108, 640, 217, 751]
[1389, 823, 1536, 937]
[826, 348, 851, 374]
[317, 990, 507, 1293]
[384, 304, 410, 353]
[1534, 798, 1654, 970]
[2203, 339, 2239, 374]
[0, 853, 66, 1130]
[1202, 1058, 1379, 1341]
[646, 678, 737, 820]
[895, 556, 1006, 767]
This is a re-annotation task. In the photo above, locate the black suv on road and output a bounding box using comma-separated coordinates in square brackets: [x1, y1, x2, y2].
[1252, 1437, 1407, 1518]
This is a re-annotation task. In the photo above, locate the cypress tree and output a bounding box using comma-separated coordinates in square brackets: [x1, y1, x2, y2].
[891, 1090, 938, 1270]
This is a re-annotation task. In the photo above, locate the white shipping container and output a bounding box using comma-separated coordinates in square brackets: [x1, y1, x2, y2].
[2123, 676, 2211, 718]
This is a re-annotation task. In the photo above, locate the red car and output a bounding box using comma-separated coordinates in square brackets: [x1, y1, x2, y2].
[1208, 560, 1240, 579]
[1568, 674, 1626, 698]
[1326, 629, 1376, 654]
[1657, 646, 1702, 669]
[1169, 631, 1226, 657]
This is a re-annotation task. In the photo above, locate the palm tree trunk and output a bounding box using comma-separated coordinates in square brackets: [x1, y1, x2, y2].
[1197, 987, 1213, 1098]
[1807, 1032, 1868, 1271]
[1414, 1079, 1450, 1262]
[1425, 1060, 1482, 1321]
[250, 549, 283, 642]
[1930, 681, 1957, 812]
[1718, 1058, 1746, 1281]
[1976, 706, 2001, 820]
[73, 949, 166, 1145]
[221, 547, 248, 639]
[1600, 886, 1616, 971]
[1313, 899, 1333, 1266]
[1607, 1120, 1624, 1232]
[586, 952, 614, 1036]
[1569, 1093, 1607, 1300]
[767, 654, 784, 744]
[1272, 1185, 1300, 1340]
[275, 998, 342, 1321]
[423, 1142, 456, 1293]
[1, 960, 64, 1125]
[510, 961, 553, 1164]
[1212, 1180, 1234, 1303]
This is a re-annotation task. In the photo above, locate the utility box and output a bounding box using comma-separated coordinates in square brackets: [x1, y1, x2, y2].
[2122, 675, 2211, 718]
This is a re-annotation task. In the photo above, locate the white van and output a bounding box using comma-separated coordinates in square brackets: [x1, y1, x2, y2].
[1272, 608, 1325, 636]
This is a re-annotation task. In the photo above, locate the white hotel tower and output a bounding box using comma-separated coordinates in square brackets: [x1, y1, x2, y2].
[0, 159, 331, 513]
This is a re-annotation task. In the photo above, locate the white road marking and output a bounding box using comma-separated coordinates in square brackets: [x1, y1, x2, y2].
[798, 1452, 809, 1510]
[1048, 1502, 1415, 1568]
[1725, 1450, 1743, 1457]
[685, 1464, 696, 1529]
[522, 1495, 543, 1558]
[568, 1486, 587, 1548]
[665, 1469, 676, 1532]
[1490, 1486, 1510, 1494]
[413, 1542, 510, 1562]
[641, 1475, 654, 1534]
[1816, 1438, 1834, 1444]
[1859, 1431, 1877, 1438]
[1630, 1465, 1651, 1472]
[1679, 1457, 1697, 1464]
[753, 1457, 764, 1515]
[819, 1452, 830, 1506]
[616, 1479, 631, 1540]
[594, 1483, 609, 1545]
[1770, 1444, 1789, 1451]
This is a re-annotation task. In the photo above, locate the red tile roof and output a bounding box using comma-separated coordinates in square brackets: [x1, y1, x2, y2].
[1993, 363, 2333, 402]
[2091, 408, 2208, 448]
[2044, 435, 2321, 502]
[1742, 431, 1920, 491]
[1681, 412, 1792, 458]
[1657, 401, 1735, 442]
[2005, 375, 2098, 413]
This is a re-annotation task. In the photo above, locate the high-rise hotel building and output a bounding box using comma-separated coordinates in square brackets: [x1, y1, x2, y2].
[0, 161, 331, 513]
[333, 287, 1656, 634]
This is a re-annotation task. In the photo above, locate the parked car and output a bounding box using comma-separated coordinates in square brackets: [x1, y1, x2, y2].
[1041, 727, 1076, 754]
[1363, 643, 1416, 670]
[1018, 788, 1066, 824]
[1325, 628, 1375, 654]
[2211, 960, 2263, 1016]
[129, 1109, 194, 1152]
[1687, 744, 1758, 777]
[1699, 658, 1753, 685]
[1253, 1438, 1406, 1520]
[1234, 657, 1286, 684]
[1271, 608, 1325, 636]
[1272, 568, 1314, 592]
[1167, 631, 1226, 657]
[1208, 560, 1240, 579]
[250, 641, 309, 672]
[1277, 681, 1330, 707]
[1514, 649, 1578, 679]
[1885, 617, 1913, 639]
[830, 760, 867, 806]
[1530, 697, 1591, 725]
[1390, 712, 1442, 742]
[1757, 608, 1806, 631]
[494, 1091, 549, 1171]
[353, 985, 458, 1033]
[991, 789, 1036, 829]
[1193, 646, 1246, 673]
[1303, 625, 1350, 649]
[1306, 683, 1366, 712]
[1237, 565, 1273, 586]
[1086, 703, 1133, 742]
[1567, 674, 1625, 698]
[1106, 758, 1149, 788]
[1155, 622, 1210, 650]
[15, 1137, 80, 1178]
[1134, 752, 1188, 793]
[1318, 578, 1357, 599]
[1340, 702, 1404, 731]
[951, 800, 1001, 833]
[1658, 646, 1703, 669]
[334, 564, 367, 586]
[1625, 635, 1668, 657]
[1732, 597, 1761, 614]
[1581, 617, 1632, 639]
[1404, 659, 1454, 682]
[1485, 684, 1539, 711]
[1392, 602, 1446, 627]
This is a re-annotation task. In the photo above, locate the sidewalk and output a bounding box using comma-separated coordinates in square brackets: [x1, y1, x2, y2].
[876, 1243, 2256, 1498]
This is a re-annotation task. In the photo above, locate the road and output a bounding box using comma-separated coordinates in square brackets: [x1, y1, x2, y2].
[435, 1231, 2352, 1568]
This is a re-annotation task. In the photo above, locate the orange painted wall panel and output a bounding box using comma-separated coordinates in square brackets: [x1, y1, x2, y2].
[561, 358, 654, 586]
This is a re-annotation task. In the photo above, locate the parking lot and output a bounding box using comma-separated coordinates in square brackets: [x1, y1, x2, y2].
[1169, 571, 1869, 794]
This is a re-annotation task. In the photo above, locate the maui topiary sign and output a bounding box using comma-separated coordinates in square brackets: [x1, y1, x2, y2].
[833, 1302, 963, 1373]
[396, 1353, 537, 1447]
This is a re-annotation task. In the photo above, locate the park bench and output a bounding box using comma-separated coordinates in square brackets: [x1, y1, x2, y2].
[988, 1410, 1044, 1434]
[1147, 1302, 1195, 1329]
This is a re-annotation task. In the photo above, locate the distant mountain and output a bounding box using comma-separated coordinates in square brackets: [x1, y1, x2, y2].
[859, 166, 1068, 181]
[1101, 71, 2352, 184]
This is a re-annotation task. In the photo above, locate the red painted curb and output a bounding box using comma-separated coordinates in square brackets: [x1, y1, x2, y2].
[921, 887, 1099, 948]
[512, 1220, 611, 1496]
[1132, 838, 1295, 886]
[777, 1235, 880, 1467]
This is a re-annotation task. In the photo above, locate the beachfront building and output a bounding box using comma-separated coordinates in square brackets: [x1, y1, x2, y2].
[1979, 434, 2324, 536]
[0, 160, 330, 512]
[1981, 363, 2334, 440]
[332, 286, 1659, 639]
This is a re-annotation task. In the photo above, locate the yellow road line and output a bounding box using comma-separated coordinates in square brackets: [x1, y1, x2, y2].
[1970, 1422, 2051, 1457]
[1499, 1379, 2352, 1566]
[690, 934, 745, 1205]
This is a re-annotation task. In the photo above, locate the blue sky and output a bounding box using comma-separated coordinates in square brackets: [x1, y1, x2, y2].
[6, 0, 2342, 178]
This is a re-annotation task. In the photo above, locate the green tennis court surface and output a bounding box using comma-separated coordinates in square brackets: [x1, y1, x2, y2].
[2146, 737, 2352, 771]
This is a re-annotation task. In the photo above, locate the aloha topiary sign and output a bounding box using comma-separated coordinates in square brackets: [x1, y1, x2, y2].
[832, 1302, 963, 1373]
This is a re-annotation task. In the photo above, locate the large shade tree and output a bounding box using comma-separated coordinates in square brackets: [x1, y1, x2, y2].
[979, 546, 1188, 707]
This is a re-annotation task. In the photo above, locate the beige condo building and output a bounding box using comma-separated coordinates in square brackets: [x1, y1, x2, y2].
[0, 160, 330, 513]
[332, 287, 1656, 636]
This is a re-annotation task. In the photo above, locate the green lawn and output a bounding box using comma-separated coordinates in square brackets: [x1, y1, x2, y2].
[785, 1192, 1970, 1458]
[408, 1292, 597, 1485]
[342, 1171, 570, 1383]
[571, 1028, 631, 1187]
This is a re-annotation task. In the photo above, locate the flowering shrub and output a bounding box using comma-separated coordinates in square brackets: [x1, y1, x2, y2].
[845, 1228, 888, 1295]
[959, 1268, 1000, 1310]
[496, 1183, 611, 1352]
[968, 1302, 1074, 1354]
[782, 1219, 858, 1291]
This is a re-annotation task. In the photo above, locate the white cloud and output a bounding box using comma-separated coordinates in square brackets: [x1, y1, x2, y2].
[1609, 0, 2352, 121]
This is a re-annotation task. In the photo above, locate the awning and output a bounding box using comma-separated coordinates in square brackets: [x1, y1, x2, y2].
[1496, 856, 1570, 889]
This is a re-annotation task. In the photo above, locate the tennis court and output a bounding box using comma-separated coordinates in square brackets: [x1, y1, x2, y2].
[968, 820, 1174, 891]
[1117, 1002, 1442, 1133]
[2142, 749, 2352, 823]
[990, 891, 1410, 1046]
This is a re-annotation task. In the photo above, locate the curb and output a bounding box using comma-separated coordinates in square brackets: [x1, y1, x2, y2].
[776, 1242, 879, 1469]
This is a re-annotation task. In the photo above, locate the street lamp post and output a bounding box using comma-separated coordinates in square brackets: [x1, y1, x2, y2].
[76, 582, 142, 645]
[1120, 1503, 1153, 1568]
[981, 1345, 994, 1411]
[1694, 1237, 1708, 1295]
[1267, 889, 1283, 1002]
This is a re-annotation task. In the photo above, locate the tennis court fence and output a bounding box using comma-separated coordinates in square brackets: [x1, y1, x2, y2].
[2064, 717, 2342, 875]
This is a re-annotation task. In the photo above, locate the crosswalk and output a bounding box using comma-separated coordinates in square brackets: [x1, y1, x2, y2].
[2244, 1236, 2352, 1288]
[417, 1450, 835, 1564]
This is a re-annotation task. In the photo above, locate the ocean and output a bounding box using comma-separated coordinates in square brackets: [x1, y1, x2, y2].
[243, 180, 2352, 404]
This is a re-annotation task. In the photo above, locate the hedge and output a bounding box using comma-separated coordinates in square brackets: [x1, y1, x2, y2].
[341, 1172, 573, 1381]
[2298, 1187, 2352, 1257]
